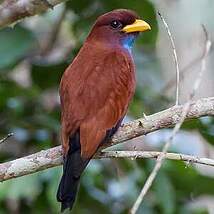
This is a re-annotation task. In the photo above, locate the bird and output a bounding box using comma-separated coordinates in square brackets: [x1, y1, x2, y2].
[57, 9, 151, 212]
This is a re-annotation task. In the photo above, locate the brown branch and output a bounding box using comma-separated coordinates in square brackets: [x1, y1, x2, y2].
[0, 97, 213, 182]
[0, 0, 67, 29]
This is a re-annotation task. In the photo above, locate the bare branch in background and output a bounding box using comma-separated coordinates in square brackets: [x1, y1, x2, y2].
[189, 25, 211, 99]
[96, 151, 214, 167]
[0, 0, 67, 29]
[130, 26, 212, 214]
[161, 52, 204, 95]
[158, 12, 180, 105]
[40, 6, 67, 55]
[160, 26, 212, 96]
[0, 133, 13, 145]
[0, 97, 213, 182]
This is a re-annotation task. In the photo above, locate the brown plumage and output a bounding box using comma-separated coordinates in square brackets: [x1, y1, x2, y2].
[57, 9, 151, 211]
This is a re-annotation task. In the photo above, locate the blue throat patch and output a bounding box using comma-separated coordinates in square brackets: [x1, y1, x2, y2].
[121, 35, 136, 53]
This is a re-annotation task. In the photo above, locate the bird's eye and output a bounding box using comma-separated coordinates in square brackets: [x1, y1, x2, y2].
[110, 20, 122, 29]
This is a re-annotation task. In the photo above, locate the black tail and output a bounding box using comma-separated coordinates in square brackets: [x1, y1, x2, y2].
[57, 119, 123, 212]
[57, 131, 90, 212]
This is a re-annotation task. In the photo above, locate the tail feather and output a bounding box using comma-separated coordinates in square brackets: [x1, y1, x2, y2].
[57, 131, 89, 212]
[57, 119, 122, 212]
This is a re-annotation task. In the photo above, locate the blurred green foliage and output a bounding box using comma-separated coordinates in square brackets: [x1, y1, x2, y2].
[0, 26, 36, 70]
[0, 0, 213, 213]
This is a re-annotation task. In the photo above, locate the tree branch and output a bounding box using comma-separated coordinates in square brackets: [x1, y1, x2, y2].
[96, 151, 214, 167]
[0, 0, 67, 28]
[0, 97, 213, 182]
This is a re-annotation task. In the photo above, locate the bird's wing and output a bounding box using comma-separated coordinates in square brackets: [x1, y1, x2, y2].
[60, 46, 135, 158]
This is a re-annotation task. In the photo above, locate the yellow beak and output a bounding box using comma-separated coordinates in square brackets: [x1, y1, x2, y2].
[122, 19, 151, 33]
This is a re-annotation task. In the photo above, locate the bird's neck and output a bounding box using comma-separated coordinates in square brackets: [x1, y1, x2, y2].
[85, 34, 138, 59]
[121, 34, 137, 54]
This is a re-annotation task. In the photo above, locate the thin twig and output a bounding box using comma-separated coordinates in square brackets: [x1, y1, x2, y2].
[95, 151, 214, 167]
[0, 133, 13, 145]
[158, 12, 180, 105]
[130, 26, 212, 214]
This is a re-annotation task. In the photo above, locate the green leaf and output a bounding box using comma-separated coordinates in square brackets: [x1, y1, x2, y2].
[154, 172, 175, 214]
[46, 167, 62, 211]
[0, 25, 36, 70]
[31, 62, 68, 89]
[165, 161, 214, 196]
[182, 117, 214, 146]
[0, 174, 41, 200]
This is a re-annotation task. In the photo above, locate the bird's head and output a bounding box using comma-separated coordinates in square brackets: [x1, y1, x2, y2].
[87, 9, 151, 52]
